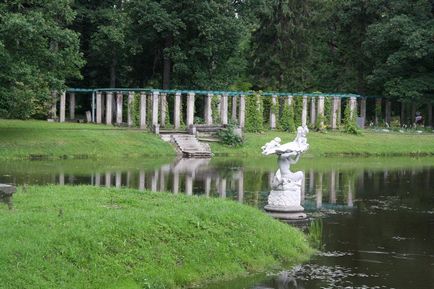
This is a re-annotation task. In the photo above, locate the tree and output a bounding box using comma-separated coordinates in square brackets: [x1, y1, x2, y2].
[0, 0, 84, 119]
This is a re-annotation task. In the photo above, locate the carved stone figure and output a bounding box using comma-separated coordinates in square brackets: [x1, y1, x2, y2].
[261, 126, 309, 221]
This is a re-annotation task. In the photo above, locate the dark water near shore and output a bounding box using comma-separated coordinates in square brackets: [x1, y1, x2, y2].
[1, 157, 433, 289]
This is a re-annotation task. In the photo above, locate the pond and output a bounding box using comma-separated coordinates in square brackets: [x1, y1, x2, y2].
[1, 156, 433, 289]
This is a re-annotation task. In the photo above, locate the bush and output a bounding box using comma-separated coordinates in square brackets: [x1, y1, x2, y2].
[218, 124, 244, 147]
[280, 102, 296, 132]
[245, 92, 264, 132]
[343, 99, 361, 135]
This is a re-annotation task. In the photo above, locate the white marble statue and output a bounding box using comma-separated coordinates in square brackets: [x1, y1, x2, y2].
[262, 126, 309, 216]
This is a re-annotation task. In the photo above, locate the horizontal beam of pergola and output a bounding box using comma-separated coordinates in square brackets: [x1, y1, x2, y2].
[66, 87, 361, 98]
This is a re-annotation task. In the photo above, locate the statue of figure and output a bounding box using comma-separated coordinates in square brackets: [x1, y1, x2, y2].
[262, 127, 309, 220]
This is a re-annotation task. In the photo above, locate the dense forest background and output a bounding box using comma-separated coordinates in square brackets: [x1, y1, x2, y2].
[1, 0, 433, 118]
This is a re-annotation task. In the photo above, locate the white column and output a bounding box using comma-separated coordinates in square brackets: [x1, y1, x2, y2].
[96, 92, 102, 124]
[172, 171, 179, 194]
[360, 97, 367, 125]
[115, 172, 121, 188]
[105, 172, 111, 188]
[287, 95, 293, 106]
[310, 97, 316, 126]
[106, 92, 113, 125]
[186, 92, 195, 126]
[95, 173, 101, 186]
[204, 93, 213, 125]
[239, 94, 245, 128]
[174, 92, 181, 129]
[159, 170, 165, 192]
[139, 170, 145, 191]
[330, 170, 336, 204]
[59, 172, 65, 185]
[218, 178, 226, 198]
[349, 96, 357, 119]
[51, 90, 57, 119]
[69, 93, 75, 120]
[337, 98, 342, 125]
[331, 97, 339, 129]
[151, 170, 158, 191]
[116, 92, 123, 124]
[317, 96, 325, 128]
[221, 94, 228, 125]
[238, 171, 244, 203]
[152, 91, 159, 126]
[301, 95, 308, 127]
[270, 95, 277, 129]
[140, 92, 147, 129]
[160, 93, 167, 127]
[316, 173, 323, 209]
[205, 176, 211, 197]
[232, 95, 237, 122]
[60, 91, 66, 123]
[185, 175, 193, 195]
[127, 91, 134, 127]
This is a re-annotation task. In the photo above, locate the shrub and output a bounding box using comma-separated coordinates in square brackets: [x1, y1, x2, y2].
[343, 99, 361, 135]
[245, 92, 264, 132]
[218, 124, 244, 147]
[280, 102, 296, 132]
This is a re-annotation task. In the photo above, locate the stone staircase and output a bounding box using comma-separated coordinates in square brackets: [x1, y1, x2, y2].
[171, 134, 212, 158]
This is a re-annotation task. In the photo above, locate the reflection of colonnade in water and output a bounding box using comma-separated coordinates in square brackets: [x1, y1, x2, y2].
[51, 161, 359, 210]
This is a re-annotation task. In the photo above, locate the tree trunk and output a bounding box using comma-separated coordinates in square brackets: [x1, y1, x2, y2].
[162, 36, 173, 90]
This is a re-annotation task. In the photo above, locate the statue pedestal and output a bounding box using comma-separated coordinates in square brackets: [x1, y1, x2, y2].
[264, 189, 307, 222]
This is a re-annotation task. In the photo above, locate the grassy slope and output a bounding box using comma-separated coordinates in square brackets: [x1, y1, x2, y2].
[0, 186, 312, 289]
[211, 130, 434, 157]
[0, 120, 175, 160]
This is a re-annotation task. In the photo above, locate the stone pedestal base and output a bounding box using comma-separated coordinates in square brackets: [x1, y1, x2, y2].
[264, 204, 307, 222]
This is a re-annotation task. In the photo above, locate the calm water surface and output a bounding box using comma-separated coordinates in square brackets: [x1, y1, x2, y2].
[1, 157, 433, 289]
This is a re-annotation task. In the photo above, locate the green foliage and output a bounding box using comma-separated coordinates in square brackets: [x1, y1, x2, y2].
[343, 99, 361, 135]
[280, 102, 295, 132]
[307, 219, 323, 250]
[245, 92, 264, 133]
[293, 96, 303, 127]
[218, 124, 244, 147]
[0, 185, 312, 289]
[132, 93, 141, 127]
[211, 95, 221, 124]
[0, 0, 84, 119]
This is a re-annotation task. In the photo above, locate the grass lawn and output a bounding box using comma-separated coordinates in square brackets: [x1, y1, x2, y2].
[211, 130, 434, 157]
[0, 119, 175, 160]
[0, 186, 312, 289]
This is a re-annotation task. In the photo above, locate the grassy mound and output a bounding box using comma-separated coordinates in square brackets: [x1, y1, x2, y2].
[211, 130, 434, 157]
[0, 120, 175, 160]
[0, 186, 312, 289]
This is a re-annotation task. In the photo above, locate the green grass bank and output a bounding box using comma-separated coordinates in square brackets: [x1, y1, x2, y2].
[211, 130, 434, 157]
[1, 120, 434, 160]
[0, 120, 175, 160]
[0, 186, 312, 289]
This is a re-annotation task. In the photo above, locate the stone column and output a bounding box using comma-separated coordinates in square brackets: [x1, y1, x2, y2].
[316, 173, 323, 209]
[172, 171, 179, 194]
[50, 90, 57, 119]
[310, 97, 316, 126]
[375, 98, 382, 125]
[127, 91, 134, 127]
[140, 92, 147, 129]
[238, 171, 244, 203]
[349, 96, 357, 119]
[337, 98, 342, 126]
[160, 93, 167, 127]
[105, 172, 111, 188]
[360, 97, 367, 125]
[347, 179, 354, 207]
[331, 97, 339, 129]
[186, 92, 195, 126]
[116, 92, 123, 124]
[286, 95, 293, 106]
[95, 173, 101, 186]
[330, 170, 336, 204]
[152, 91, 159, 127]
[232, 95, 237, 122]
[428, 103, 432, 127]
[59, 172, 65, 185]
[302, 95, 308, 127]
[317, 96, 325, 128]
[106, 92, 113, 125]
[96, 92, 102, 124]
[185, 175, 193, 195]
[205, 176, 211, 197]
[151, 170, 158, 192]
[174, 92, 181, 129]
[204, 93, 213, 125]
[115, 172, 121, 188]
[139, 170, 145, 191]
[60, 91, 66, 123]
[218, 178, 226, 198]
[270, 95, 277, 129]
[159, 171, 165, 192]
[239, 94, 246, 128]
[221, 94, 228, 125]
[385, 100, 391, 125]
[69, 92, 76, 120]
